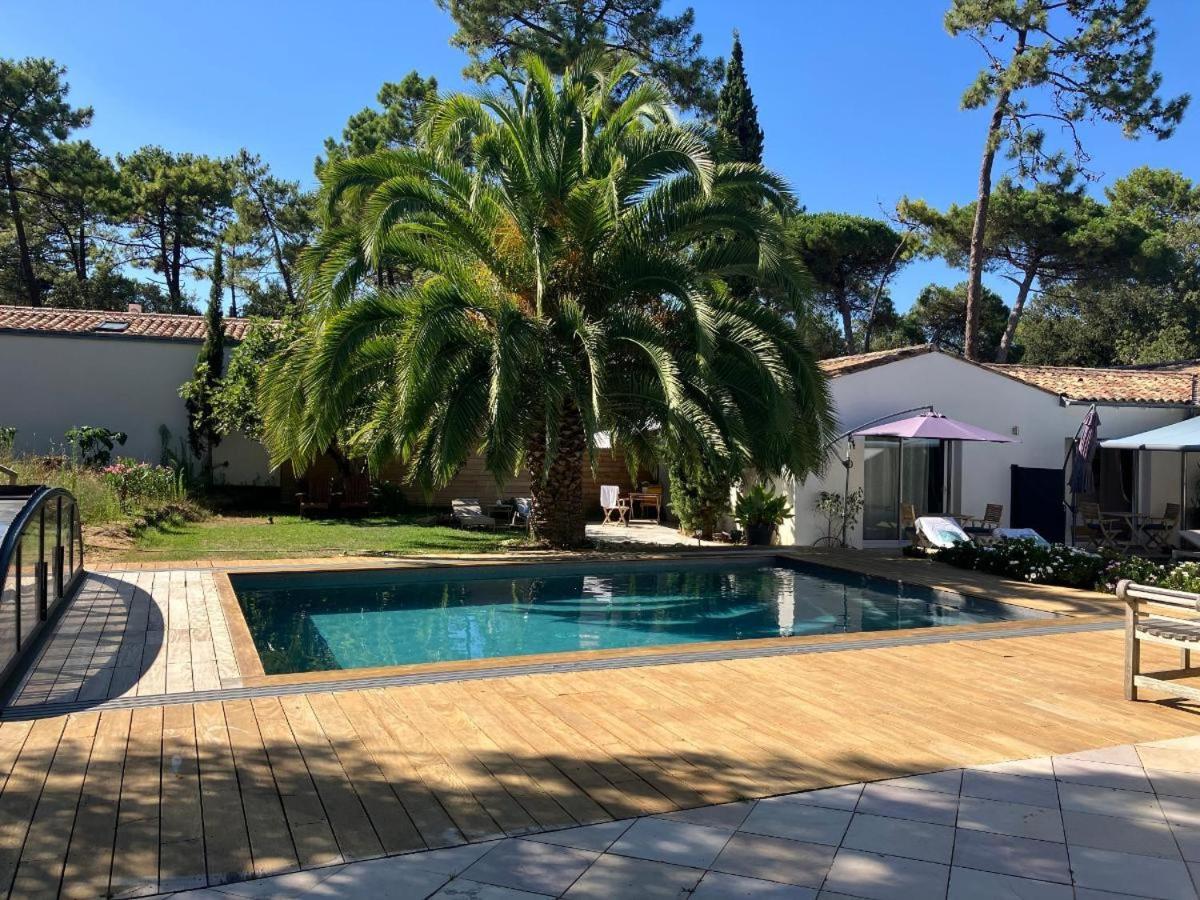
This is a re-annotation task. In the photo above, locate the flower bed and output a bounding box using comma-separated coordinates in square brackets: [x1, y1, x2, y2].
[928, 538, 1200, 594]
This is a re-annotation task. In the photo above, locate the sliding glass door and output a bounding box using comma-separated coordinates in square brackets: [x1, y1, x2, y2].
[862, 437, 946, 542]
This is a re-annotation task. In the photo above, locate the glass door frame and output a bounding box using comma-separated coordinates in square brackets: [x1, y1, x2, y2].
[861, 436, 950, 544]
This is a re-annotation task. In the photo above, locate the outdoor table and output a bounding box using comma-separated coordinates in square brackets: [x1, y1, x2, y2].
[1103, 511, 1152, 551]
[627, 491, 662, 524]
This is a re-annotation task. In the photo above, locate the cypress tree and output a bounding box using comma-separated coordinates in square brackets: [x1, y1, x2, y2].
[716, 32, 764, 165]
[183, 242, 226, 482]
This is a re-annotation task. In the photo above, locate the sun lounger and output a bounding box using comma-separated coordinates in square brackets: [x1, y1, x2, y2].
[914, 516, 971, 550]
[993, 527, 1049, 546]
[452, 498, 496, 529]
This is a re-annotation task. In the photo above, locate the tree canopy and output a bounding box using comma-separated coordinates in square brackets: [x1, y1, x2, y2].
[264, 52, 833, 546]
[436, 0, 723, 111]
[945, 0, 1188, 359]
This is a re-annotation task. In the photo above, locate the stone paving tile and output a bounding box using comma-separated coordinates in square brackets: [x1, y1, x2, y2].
[822, 848, 950, 900]
[460, 840, 598, 896]
[960, 770, 1060, 808]
[855, 783, 958, 826]
[658, 801, 756, 830]
[839, 813, 954, 864]
[872, 768, 962, 795]
[951, 829, 1071, 884]
[787, 784, 863, 812]
[561, 854, 703, 899]
[304, 857, 451, 897]
[946, 866, 1073, 899]
[1138, 745, 1200, 775]
[1052, 756, 1154, 792]
[430, 881, 553, 899]
[1159, 794, 1200, 830]
[606, 817, 732, 868]
[524, 821, 633, 853]
[710, 834, 836, 889]
[738, 798, 852, 846]
[1170, 823, 1200, 862]
[956, 795, 1066, 843]
[1073, 890, 1171, 900]
[1058, 782, 1165, 821]
[970, 757, 1057, 780]
[1062, 809, 1181, 860]
[1070, 845, 1197, 900]
[390, 841, 503, 877]
[1063, 744, 1144, 768]
[1148, 768, 1200, 800]
[691, 871, 817, 898]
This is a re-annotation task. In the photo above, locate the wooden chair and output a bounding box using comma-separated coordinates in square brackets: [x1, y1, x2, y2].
[964, 504, 1003, 541]
[339, 473, 371, 516]
[296, 477, 333, 517]
[633, 485, 663, 524]
[1141, 502, 1181, 552]
[1074, 500, 1123, 550]
[1121, 579, 1200, 702]
[900, 503, 917, 542]
[600, 485, 629, 526]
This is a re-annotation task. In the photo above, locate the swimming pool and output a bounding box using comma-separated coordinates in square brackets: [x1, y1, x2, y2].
[230, 557, 1048, 675]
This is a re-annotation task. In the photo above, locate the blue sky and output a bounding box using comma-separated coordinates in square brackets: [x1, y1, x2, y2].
[4, 0, 1199, 310]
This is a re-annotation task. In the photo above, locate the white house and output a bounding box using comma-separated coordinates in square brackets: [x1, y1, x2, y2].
[0, 305, 274, 485]
[784, 345, 1199, 548]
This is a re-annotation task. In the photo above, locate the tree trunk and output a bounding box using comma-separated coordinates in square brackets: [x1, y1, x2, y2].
[995, 264, 1038, 363]
[77, 223, 87, 281]
[4, 159, 40, 307]
[862, 231, 909, 352]
[964, 30, 1024, 361]
[169, 205, 184, 304]
[257, 193, 296, 307]
[527, 404, 587, 548]
[836, 289, 856, 354]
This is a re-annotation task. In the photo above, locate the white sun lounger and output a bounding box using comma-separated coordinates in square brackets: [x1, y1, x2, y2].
[914, 516, 971, 550]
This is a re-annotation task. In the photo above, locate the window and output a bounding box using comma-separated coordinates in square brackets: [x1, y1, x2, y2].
[93, 321, 129, 333]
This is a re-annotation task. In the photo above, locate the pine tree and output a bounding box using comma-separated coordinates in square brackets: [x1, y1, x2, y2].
[716, 32, 764, 165]
[181, 242, 226, 483]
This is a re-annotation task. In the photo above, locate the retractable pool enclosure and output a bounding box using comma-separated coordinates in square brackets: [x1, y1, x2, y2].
[0, 485, 85, 687]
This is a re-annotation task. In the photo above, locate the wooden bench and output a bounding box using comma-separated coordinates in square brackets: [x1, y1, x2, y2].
[1120, 579, 1200, 702]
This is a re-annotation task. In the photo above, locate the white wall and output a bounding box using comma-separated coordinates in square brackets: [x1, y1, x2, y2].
[787, 351, 1188, 547]
[0, 333, 275, 485]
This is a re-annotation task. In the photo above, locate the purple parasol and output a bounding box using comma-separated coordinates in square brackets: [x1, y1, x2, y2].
[853, 411, 1017, 443]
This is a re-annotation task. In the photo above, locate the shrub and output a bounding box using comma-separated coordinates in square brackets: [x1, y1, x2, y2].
[101, 459, 184, 510]
[932, 539, 1106, 589]
[65, 426, 128, 467]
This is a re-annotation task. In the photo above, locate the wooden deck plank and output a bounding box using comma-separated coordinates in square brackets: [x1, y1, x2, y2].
[276, 694, 385, 863]
[108, 706, 162, 899]
[329, 690, 463, 849]
[9, 713, 99, 900]
[303, 692, 426, 855]
[222, 699, 299, 879]
[157, 704, 206, 893]
[59, 709, 131, 899]
[245, 696, 341, 871]
[362, 689, 503, 841]
[192, 701, 253, 885]
[0, 716, 68, 897]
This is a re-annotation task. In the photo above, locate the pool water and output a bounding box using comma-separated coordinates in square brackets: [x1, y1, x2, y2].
[231, 558, 1046, 675]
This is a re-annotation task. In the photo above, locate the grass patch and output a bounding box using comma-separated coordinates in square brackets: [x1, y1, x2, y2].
[126, 513, 522, 560]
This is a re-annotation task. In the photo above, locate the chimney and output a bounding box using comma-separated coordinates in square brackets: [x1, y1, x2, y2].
[127, 302, 143, 314]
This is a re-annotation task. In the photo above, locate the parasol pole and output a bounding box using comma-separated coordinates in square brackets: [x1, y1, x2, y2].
[823, 405, 935, 548]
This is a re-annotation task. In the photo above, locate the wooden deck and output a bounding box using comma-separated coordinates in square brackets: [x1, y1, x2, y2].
[3, 627, 1200, 897]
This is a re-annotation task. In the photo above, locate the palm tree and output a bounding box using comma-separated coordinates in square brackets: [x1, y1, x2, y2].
[263, 53, 832, 547]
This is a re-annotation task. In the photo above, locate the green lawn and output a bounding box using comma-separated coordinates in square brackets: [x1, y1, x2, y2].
[126, 513, 522, 560]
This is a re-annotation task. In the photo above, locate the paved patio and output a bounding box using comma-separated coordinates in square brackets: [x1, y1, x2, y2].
[167, 733, 1200, 899]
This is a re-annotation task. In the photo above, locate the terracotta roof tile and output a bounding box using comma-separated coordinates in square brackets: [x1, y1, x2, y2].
[0, 305, 252, 342]
[987, 363, 1196, 405]
[819, 344, 936, 376]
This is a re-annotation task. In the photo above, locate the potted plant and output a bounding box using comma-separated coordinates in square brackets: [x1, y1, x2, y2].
[735, 482, 792, 546]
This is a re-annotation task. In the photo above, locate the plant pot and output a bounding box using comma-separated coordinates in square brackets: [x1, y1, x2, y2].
[745, 523, 776, 546]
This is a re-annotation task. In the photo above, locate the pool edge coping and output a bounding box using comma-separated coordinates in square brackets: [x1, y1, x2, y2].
[211, 549, 1121, 690]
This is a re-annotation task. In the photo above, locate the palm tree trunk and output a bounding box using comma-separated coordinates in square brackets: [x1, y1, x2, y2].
[527, 404, 587, 548]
